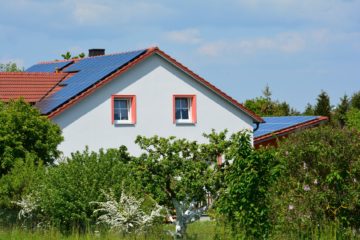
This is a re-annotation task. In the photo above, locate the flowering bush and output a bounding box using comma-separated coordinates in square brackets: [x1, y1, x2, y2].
[92, 190, 164, 234]
[272, 126, 360, 232]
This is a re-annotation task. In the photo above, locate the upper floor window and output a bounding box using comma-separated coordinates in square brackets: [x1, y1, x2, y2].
[111, 95, 136, 124]
[173, 95, 197, 124]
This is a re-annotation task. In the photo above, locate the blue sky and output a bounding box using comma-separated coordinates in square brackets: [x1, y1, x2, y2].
[1, 0, 359, 111]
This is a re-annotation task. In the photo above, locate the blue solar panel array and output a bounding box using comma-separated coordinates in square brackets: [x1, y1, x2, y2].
[26, 61, 73, 72]
[31, 49, 146, 114]
[254, 116, 319, 138]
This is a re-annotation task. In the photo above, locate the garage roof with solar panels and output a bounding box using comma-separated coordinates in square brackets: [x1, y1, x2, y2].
[254, 116, 327, 139]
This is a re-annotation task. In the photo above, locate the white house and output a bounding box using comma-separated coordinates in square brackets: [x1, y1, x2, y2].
[0, 47, 263, 155]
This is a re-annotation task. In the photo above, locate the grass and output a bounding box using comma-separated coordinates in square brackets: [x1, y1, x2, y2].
[0, 221, 229, 240]
[1, 221, 360, 240]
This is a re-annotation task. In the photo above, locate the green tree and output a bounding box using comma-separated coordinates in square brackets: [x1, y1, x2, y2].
[61, 51, 86, 60]
[244, 85, 298, 116]
[351, 91, 360, 110]
[273, 127, 360, 232]
[303, 103, 315, 115]
[314, 90, 331, 118]
[334, 94, 350, 128]
[216, 132, 278, 239]
[0, 99, 63, 176]
[61, 52, 72, 60]
[133, 134, 227, 238]
[0, 62, 23, 72]
[346, 108, 360, 131]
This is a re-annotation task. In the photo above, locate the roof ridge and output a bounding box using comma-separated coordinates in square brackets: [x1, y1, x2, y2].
[37, 47, 154, 65]
[0, 72, 66, 75]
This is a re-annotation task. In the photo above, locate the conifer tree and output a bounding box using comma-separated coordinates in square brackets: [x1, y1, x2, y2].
[314, 90, 331, 119]
[335, 94, 350, 128]
[303, 103, 315, 115]
[351, 91, 360, 109]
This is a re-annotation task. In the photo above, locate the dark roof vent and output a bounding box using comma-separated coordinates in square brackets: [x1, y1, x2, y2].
[88, 49, 105, 57]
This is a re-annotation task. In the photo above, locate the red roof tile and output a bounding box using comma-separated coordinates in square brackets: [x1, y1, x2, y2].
[0, 72, 68, 103]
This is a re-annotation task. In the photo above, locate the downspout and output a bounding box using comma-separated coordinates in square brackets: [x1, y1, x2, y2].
[253, 122, 260, 132]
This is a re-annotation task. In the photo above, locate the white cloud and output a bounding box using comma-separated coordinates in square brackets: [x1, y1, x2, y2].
[166, 28, 202, 44]
[72, 1, 112, 25]
[198, 32, 306, 56]
[277, 32, 306, 53]
[70, 0, 171, 26]
[197, 42, 226, 57]
[231, 0, 360, 28]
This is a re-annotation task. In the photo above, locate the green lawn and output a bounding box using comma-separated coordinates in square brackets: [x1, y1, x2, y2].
[1, 221, 359, 240]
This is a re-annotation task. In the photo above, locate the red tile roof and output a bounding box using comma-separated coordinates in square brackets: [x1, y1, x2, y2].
[0, 72, 68, 103]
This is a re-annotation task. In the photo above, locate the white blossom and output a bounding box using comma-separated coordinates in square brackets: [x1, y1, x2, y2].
[13, 194, 39, 221]
[303, 162, 308, 170]
[91, 190, 164, 234]
[303, 185, 311, 191]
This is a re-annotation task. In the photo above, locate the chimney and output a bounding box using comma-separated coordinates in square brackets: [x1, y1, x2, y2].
[88, 49, 105, 57]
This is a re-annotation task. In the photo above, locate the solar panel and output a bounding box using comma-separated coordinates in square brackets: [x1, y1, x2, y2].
[253, 116, 318, 138]
[36, 49, 147, 114]
[26, 61, 73, 72]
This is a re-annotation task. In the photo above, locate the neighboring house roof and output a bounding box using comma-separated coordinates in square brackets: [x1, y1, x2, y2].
[0, 72, 68, 103]
[254, 116, 328, 147]
[23, 47, 263, 123]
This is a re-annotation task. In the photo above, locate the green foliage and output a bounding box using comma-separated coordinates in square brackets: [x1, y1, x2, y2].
[351, 91, 360, 110]
[216, 132, 279, 239]
[303, 103, 315, 115]
[314, 90, 332, 118]
[273, 126, 360, 232]
[346, 108, 360, 131]
[0, 62, 23, 72]
[244, 85, 298, 116]
[134, 135, 214, 208]
[61, 52, 72, 60]
[133, 133, 232, 237]
[334, 95, 350, 128]
[61, 52, 86, 60]
[33, 147, 135, 232]
[0, 156, 44, 208]
[0, 99, 63, 176]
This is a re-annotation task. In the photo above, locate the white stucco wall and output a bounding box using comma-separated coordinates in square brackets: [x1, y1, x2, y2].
[53, 54, 254, 156]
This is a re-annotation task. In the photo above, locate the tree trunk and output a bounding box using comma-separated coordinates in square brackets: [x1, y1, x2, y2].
[172, 198, 187, 238]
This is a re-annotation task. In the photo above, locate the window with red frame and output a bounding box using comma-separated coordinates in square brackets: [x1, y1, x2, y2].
[112, 95, 136, 124]
[173, 95, 196, 124]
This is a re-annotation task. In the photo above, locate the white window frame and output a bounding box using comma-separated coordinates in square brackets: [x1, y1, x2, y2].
[112, 95, 136, 125]
[175, 97, 192, 124]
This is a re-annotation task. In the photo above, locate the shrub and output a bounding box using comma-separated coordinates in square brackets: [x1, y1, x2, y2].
[0, 155, 45, 227]
[272, 126, 360, 232]
[215, 132, 279, 239]
[92, 190, 164, 234]
[346, 108, 360, 131]
[0, 99, 63, 176]
[31, 147, 136, 232]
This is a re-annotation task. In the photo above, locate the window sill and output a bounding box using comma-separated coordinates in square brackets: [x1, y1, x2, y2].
[114, 120, 135, 125]
[175, 120, 196, 125]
